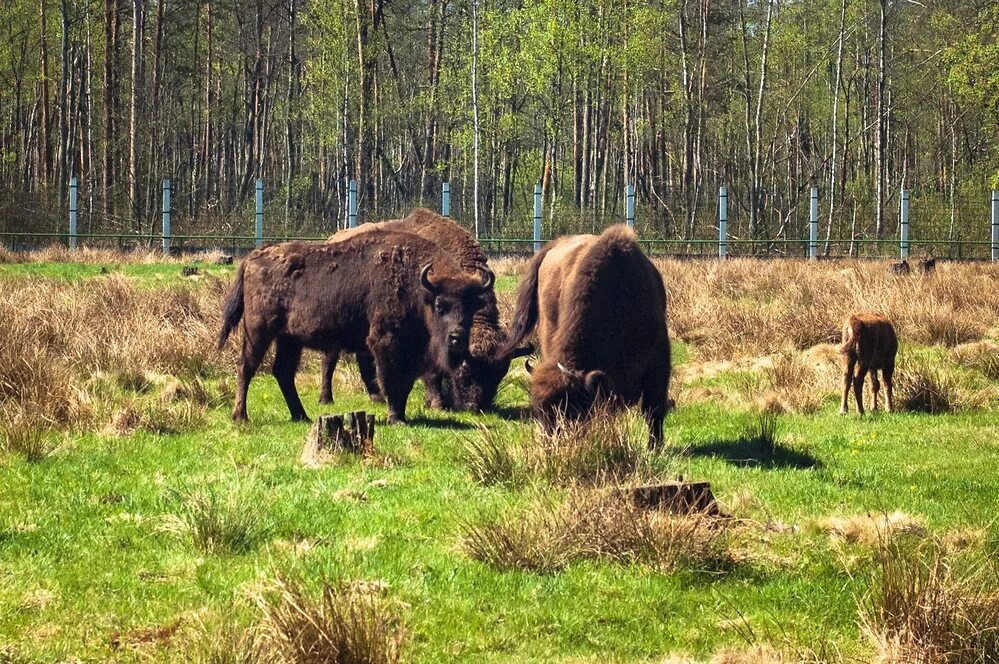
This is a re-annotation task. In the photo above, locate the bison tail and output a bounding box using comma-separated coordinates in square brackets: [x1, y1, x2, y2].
[838, 321, 855, 354]
[217, 262, 246, 350]
[502, 243, 553, 357]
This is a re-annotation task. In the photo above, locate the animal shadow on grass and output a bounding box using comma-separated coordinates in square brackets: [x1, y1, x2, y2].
[407, 415, 475, 431]
[491, 405, 533, 422]
[689, 412, 820, 470]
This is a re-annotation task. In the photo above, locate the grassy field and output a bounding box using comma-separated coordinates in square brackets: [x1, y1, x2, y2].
[1, 255, 998, 662]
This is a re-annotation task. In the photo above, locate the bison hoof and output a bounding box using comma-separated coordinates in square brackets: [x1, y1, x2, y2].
[368, 393, 385, 404]
[318, 395, 333, 405]
[291, 413, 312, 423]
[838, 408, 848, 416]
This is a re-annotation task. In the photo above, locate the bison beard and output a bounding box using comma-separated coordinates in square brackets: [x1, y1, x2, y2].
[320, 208, 527, 412]
[504, 225, 671, 448]
[217, 231, 492, 424]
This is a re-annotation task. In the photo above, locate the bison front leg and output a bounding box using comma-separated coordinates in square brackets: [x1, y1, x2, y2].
[422, 370, 452, 410]
[357, 351, 385, 403]
[871, 372, 881, 412]
[641, 372, 670, 450]
[319, 349, 340, 405]
[368, 335, 420, 425]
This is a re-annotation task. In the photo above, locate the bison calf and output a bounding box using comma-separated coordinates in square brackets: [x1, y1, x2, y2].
[503, 225, 671, 448]
[839, 313, 898, 415]
[217, 231, 493, 424]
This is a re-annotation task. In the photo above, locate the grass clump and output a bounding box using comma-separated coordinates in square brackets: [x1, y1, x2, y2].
[460, 408, 682, 488]
[166, 480, 273, 555]
[0, 412, 57, 462]
[464, 488, 731, 574]
[892, 357, 993, 414]
[862, 536, 999, 663]
[255, 577, 404, 664]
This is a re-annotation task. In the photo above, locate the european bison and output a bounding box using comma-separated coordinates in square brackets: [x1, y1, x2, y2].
[503, 225, 671, 448]
[918, 257, 936, 275]
[321, 208, 529, 411]
[217, 231, 494, 424]
[889, 259, 910, 275]
[839, 312, 898, 415]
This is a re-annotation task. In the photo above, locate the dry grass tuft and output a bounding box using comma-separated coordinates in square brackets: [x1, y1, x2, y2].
[951, 340, 999, 380]
[255, 577, 404, 664]
[460, 407, 681, 487]
[165, 480, 273, 555]
[862, 536, 999, 663]
[463, 488, 732, 573]
[815, 511, 926, 546]
[893, 358, 994, 414]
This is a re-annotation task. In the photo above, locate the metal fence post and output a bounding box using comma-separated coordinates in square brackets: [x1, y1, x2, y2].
[162, 178, 171, 255]
[900, 188, 910, 260]
[992, 190, 998, 262]
[255, 178, 264, 248]
[533, 183, 542, 252]
[809, 186, 818, 261]
[626, 183, 635, 229]
[718, 187, 728, 260]
[69, 177, 78, 250]
[442, 182, 451, 217]
[348, 179, 358, 229]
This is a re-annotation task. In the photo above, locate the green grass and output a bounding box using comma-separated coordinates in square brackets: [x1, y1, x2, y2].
[0, 261, 235, 285]
[1, 265, 998, 661]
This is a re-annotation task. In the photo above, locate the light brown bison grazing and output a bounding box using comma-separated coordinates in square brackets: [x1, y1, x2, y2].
[839, 312, 898, 415]
[321, 208, 529, 411]
[503, 225, 671, 448]
[217, 230, 494, 424]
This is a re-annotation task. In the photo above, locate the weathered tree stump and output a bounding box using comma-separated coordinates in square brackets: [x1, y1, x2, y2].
[181, 266, 199, 277]
[302, 412, 375, 466]
[620, 479, 720, 515]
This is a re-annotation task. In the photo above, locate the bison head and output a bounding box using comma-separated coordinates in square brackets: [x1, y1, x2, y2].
[421, 263, 494, 369]
[450, 343, 533, 411]
[526, 360, 613, 432]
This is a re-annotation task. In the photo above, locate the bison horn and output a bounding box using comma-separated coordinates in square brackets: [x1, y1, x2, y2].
[556, 362, 579, 381]
[525, 359, 534, 374]
[477, 268, 495, 292]
[509, 343, 534, 359]
[420, 263, 439, 294]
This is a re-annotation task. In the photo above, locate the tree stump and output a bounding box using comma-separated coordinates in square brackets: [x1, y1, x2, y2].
[181, 266, 199, 277]
[620, 480, 720, 515]
[302, 412, 375, 466]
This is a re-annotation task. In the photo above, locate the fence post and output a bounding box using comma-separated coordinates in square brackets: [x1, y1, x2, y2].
[442, 182, 451, 217]
[899, 188, 910, 260]
[255, 178, 264, 248]
[69, 177, 78, 250]
[348, 179, 358, 228]
[626, 183, 635, 229]
[992, 190, 998, 262]
[162, 178, 171, 255]
[809, 186, 818, 261]
[718, 186, 728, 260]
[533, 183, 542, 252]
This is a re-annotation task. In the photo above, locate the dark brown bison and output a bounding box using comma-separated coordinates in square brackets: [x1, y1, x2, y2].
[889, 259, 910, 275]
[503, 225, 671, 448]
[217, 231, 494, 424]
[839, 312, 898, 415]
[321, 208, 529, 411]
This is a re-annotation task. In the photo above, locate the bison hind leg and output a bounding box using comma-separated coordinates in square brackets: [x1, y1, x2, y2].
[272, 336, 309, 422]
[233, 329, 270, 422]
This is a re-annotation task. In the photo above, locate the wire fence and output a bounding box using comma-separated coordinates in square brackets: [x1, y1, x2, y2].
[2, 180, 997, 261]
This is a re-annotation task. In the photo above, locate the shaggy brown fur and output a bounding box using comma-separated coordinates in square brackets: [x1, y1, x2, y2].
[504, 225, 671, 447]
[322, 208, 525, 411]
[839, 312, 899, 415]
[217, 231, 492, 424]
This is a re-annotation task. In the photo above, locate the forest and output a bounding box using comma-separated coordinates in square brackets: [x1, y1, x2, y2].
[0, 0, 997, 251]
